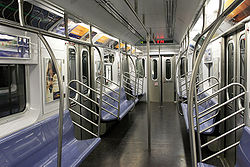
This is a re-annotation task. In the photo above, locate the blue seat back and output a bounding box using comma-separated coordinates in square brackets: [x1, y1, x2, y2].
[0, 111, 75, 166]
[236, 126, 250, 167]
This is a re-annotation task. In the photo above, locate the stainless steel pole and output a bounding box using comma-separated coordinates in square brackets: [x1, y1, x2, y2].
[38, 34, 64, 167]
[146, 34, 151, 151]
[187, 1, 244, 166]
[118, 40, 121, 119]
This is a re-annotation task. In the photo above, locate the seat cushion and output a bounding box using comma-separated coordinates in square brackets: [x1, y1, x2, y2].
[0, 110, 101, 167]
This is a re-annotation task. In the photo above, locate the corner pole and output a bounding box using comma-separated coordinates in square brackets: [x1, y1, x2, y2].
[146, 34, 151, 151]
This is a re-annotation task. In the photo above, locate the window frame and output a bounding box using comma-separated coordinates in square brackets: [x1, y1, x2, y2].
[165, 58, 172, 80]
[0, 64, 28, 120]
[68, 45, 78, 100]
[151, 58, 158, 81]
[80, 48, 91, 96]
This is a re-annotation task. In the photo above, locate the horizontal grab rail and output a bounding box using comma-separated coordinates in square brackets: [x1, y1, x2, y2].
[198, 92, 245, 119]
[69, 108, 98, 127]
[200, 108, 245, 133]
[197, 83, 219, 96]
[72, 120, 98, 138]
[69, 97, 99, 116]
[201, 124, 245, 148]
[101, 107, 119, 118]
[101, 99, 119, 110]
[96, 81, 120, 95]
[96, 76, 120, 87]
[69, 80, 100, 95]
[68, 87, 99, 106]
[196, 76, 219, 86]
[197, 83, 246, 105]
[202, 141, 240, 162]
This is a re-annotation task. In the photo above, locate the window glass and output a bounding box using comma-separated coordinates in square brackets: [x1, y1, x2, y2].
[165, 59, 171, 80]
[104, 64, 112, 85]
[239, 36, 245, 106]
[227, 42, 234, 98]
[180, 57, 185, 77]
[151, 59, 157, 80]
[136, 58, 145, 78]
[69, 47, 76, 98]
[82, 50, 89, 93]
[0, 64, 26, 118]
[0, 0, 62, 30]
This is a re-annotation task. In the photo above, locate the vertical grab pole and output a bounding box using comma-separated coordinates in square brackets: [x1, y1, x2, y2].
[118, 40, 121, 119]
[95, 47, 103, 137]
[146, 34, 151, 151]
[38, 34, 64, 167]
[18, 0, 25, 26]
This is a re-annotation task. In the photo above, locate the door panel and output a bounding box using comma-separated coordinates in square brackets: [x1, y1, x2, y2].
[149, 55, 175, 103]
[162, 55, 175, 102]
[149, 56, 161, 102]
[225, 30, 245, 166]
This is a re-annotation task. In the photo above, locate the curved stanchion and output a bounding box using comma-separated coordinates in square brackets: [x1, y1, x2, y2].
[187, 0, 245, 166]
[38, 34, 65, 167]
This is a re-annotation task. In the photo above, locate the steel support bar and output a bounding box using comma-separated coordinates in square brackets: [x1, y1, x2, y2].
[146, 34, 151, 151]
[68, 87, 99, 105]
[101, 107, 119, 118]
[200, 108, 245, 133]
[102, 99, 119, 110]
[69, 108, 99, 127]
[198, 83, 246, 105]
[187, 1, 244, 166]
[202, 142, 240, 162]
[201, 124, 245, 148]
[197, 83, 219, 96]
[72, 121, 98, 138]
[69, 97, 99, 116]
[38, 34, 64, 167]
[96, 81, 120, 95]
[198, 92, 245, 119]
[102, 92, 119, 102]
[118, 40, 122, 119]
[69, 80, 100, 94]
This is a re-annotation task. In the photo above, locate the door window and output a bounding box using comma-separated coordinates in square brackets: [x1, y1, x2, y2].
[151, 59, 158, 80]
[239, 35, 245, 107]
[69, 47, 76, 98]
[165, 59, 172, 80]
[227, 42, 234, 99]
[82, 50, 90, 94]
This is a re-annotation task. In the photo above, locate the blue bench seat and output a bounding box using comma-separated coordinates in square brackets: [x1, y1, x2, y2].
[101, 88, 136, 122]
[0, 110, 101, 167]
[181, 93, 218, 134]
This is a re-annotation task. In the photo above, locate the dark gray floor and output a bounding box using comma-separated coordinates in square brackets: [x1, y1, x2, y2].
[80, 102, 191, 167]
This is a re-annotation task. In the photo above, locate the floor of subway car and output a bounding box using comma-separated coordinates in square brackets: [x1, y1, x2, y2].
[80, 102, 192, 167]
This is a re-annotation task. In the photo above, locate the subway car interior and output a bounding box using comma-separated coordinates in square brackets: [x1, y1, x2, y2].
[0, 0, 250, 166]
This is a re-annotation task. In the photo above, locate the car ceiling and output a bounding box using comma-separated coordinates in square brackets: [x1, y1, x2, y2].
[46, 0, 205, 45]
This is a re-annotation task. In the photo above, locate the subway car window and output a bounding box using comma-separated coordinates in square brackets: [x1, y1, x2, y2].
[0, 1, 62, 31]
[151, 59, 157, 80]
[227, 42, 234, 99]
[0, 64, 26, 119]
[240, 36, 245, 107]
[69, 47, 76, 98]
[180, 57, 185, 77]
[104, 64, 112, 85]
[165, 59, 171, 80]
[136, 58, 145, 78]
[82, 50, 89, 94]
